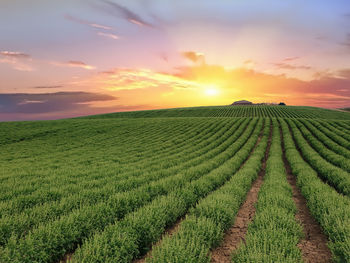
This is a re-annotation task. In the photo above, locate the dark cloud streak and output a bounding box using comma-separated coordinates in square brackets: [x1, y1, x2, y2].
[98, 0, 155, 28]
[33, 85, 63, 89]
[0, 92, 117, 114]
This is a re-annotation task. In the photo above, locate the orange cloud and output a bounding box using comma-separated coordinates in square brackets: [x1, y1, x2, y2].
[95, 68, 203, 91]
[169, 62, 350, 107]
[182, 51, 206, 65]
[52, 60, 96, 70]
[68, 54, 350, 110]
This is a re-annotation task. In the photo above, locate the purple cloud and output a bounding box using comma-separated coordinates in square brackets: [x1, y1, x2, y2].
[98, 0, 155, 28]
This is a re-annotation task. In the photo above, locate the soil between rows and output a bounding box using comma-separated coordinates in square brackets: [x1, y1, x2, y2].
[280, 125, 332, 263]
[210, 120, 272, 263]
[210, 167, 265, 263]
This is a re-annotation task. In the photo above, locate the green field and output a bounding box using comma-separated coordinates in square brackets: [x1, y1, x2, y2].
[0, 105, 350, 263]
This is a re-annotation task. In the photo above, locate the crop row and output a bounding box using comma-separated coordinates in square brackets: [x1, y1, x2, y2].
[233, 119, 303, 262]
[0, 119, 250, 246]
[331, 120, 350, 134]
[71, 119, 268, 263]
[326, 121, 350, 141]
[0, 119, 208, 201]
[280, 118, 350, 262]
[143, 119, 270, 263]
[299, 119, 350, 159]
[0, 118, 216, 183]
[0, 118, 232, 211]
[294, 120, 350, 172]
[202, 106, 307, 118]
[85, 105, 350, 120]
[309, 120, 350, 151]
[286, 119, 350, 197]
[0, 119, 263, 262]
[1, 118, 237, 197]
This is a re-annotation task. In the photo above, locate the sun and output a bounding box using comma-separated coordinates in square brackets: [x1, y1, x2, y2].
[205, 87, 219, 96]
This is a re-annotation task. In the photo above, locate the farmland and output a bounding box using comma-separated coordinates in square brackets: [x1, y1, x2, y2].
[0, 105, 350, 263]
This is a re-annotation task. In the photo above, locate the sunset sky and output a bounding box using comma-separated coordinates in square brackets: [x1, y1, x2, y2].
[1, 0, 350, 120]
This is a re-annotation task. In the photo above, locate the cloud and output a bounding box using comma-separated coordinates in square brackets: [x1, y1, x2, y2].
[0, 51, 31, 59]
[64, 14, 113, 30]
[170, 62, 350, 107]
[0, 92, 117, 114]
[282, 57, 300, 62]
[182, 51, 206, 65]
[99, 0, 155, 28]
[243, 59, 256, 69]
[272, 62, 311, 70]
[312, 70, 335, 79]
[243, 59, 254, 64]
[97, 32, 119, 40]
[33, 85, 63, 89]
[94, 68, 203, 91]
[52, 60, 96, 70]
[0, 50, 34, 71]
[71, 60, 350, 110]
[337, 68, 350, 78]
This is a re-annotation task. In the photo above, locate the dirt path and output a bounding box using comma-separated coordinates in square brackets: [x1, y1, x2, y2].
[210, 121, 272, 263]
[280, 125, 332, 263]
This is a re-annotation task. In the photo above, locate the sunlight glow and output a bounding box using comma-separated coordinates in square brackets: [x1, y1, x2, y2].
[204, 86, 219, 96]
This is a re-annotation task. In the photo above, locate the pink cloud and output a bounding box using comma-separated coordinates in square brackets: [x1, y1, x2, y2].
[282, 56, 300, 62]
[0, 51, 31, 59]
[0, 50, 34, 71]
[273, 62, 311, 70]
[52, 60, 96, 70]
[64, 15, 113, 30]
[97, 32, 119, 40]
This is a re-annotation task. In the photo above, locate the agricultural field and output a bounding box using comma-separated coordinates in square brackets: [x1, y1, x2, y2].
[0, 105, 350, 263]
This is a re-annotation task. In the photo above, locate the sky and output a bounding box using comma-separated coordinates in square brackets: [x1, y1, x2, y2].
[1, 0, 350, 121]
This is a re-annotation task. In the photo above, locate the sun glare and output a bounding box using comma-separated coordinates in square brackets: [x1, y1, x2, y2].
[205, 87, 219, 96]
